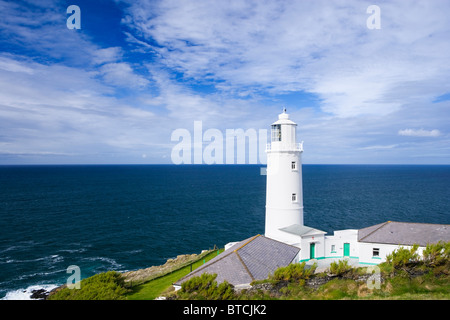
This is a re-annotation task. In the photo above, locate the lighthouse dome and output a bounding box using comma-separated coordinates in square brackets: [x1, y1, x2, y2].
[272, 109, 297, 126]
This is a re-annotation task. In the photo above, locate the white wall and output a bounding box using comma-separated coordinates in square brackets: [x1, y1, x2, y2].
[324, 229, 359, 259]
[323, 230, 426, 265]
[299, 234, 325, 262]
[266, 230, 302, 247]
[266, 231, 326, 262]
[276, 227, 430, 267]
[358, 242, 426, 265]
[265, 151, 303, 239]
[358, 242, 396, 264]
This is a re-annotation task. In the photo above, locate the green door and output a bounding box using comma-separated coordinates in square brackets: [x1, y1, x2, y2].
[310, 243, 315, 259]
[343, 243, 350, 257]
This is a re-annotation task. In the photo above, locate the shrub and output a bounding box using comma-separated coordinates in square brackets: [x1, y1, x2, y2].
[178, 273, 235, 300]
[385, 244, 420, 269]
[271, 262, 316, 283]
[328, 259, 352, 276]
[423, 241, 450, 267]
[48, 271, 129, 300]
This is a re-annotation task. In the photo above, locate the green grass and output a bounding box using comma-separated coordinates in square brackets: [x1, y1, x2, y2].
[127, 242, 449, 300]
[50, 243, 449, 300]
[126, 249, 224, 300]
[48, 271, 129, 300]
[239, 268, 450, 300]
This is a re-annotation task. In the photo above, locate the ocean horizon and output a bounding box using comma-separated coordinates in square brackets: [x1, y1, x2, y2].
[1, 164, 449, 299]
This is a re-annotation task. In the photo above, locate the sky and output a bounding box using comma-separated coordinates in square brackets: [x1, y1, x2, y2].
[0, 0, 449, 165]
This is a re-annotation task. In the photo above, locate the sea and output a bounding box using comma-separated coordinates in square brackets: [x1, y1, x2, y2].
[0, 164, 449, 299]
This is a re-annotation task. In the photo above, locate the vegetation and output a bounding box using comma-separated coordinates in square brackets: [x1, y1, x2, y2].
[238, 242, 450, 300]
[48, 271, 129, 300]
[385, 244, 420, 269]
[127, 249, 223, 300]
[176, 273, 235, 300]
[49, 249, 223, 300]
[49, 242, 450, 300]
[270, 262, 316, 284]
[328, 259, 353, 276]
[423, 241, 450, 267]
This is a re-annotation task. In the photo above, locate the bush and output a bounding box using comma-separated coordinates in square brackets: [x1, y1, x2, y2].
[385, 244, 420, 269]
[178, 273, 235, 300]
[48, 271, 129, 300]
[328, 259, 352, 276]
[423, 241, 450, 267]
[271, 262, 316, 283]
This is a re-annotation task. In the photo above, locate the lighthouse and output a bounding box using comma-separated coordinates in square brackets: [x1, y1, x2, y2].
[265, 109, 304, 241]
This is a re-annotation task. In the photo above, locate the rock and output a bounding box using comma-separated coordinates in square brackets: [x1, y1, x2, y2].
[121, 250, 210, 285]
[30, 289, 50, 300]
[305, 275, 335, 289]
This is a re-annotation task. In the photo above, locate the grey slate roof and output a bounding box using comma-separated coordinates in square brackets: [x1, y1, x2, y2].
[358, 221, 450, 246]
[279, 224, 327, 236]
[174, 234, 300, 287]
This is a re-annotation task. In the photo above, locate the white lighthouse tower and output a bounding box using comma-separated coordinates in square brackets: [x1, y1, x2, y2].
[265, 109, 304, 241]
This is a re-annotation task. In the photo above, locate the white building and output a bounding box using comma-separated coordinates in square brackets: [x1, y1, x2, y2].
[177, 110, 450, 289]
[263, 110, 450, 267]
[265, 108, 304, 240]
[263, 109, 330, 262]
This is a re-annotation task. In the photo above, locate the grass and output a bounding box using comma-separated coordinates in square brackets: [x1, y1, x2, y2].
[48, 271, 129, 300]
[384, 271, 450, 299]
[127, 242, 449, 300]
[50, 243, 449, 300]
[126, 249, 224, 300]
[239, 268, 450, 300]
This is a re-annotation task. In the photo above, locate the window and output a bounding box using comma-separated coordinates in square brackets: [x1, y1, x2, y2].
[331, 245, 336, 253]
[291, 193, 297, 202]
[271, 124, 281, 142]
[291, 161, 297, 171]
[373, 248, 380, 257]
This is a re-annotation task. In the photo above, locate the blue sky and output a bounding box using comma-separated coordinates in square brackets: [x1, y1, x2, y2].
[0, 0, 449, 164]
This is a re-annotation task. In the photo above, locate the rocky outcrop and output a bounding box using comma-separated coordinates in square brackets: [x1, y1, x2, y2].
[30, 289, 50, 300]
[121, 252, 209, 285]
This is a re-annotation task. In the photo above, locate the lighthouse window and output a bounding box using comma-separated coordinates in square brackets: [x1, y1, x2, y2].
[291, 161, 297, 171]
[271, 124, 281, 142]
[291, 193, 297, 202]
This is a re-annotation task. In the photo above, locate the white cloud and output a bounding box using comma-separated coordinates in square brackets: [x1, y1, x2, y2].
[0, 0, 98, 66]
[0, 56, 34, 74]
[0, 54, 162, 162]
[145, 67, 261, 127]
[92, 47, 124, 65]
[1, 0, 449, 164]
[359, 144, 399, 150]
[123, 0, 450, 118]
[116, 0, 450, 164]
[398, 129, 441, 137]
[100, 62, 150, 88]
